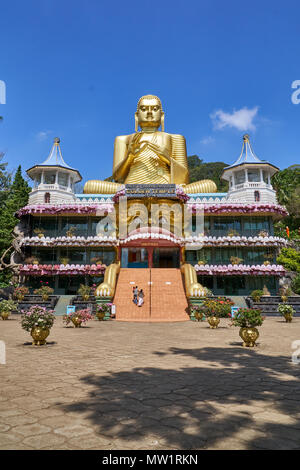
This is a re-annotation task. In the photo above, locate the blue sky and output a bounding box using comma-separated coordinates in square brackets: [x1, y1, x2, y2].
[1, 0, 300, 187]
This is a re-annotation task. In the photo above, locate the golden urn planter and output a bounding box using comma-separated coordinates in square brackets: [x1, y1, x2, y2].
[82, 295, 90, 301]
[96, 312, 105, 321]
[239, 327, 259, 347]
[283, 313, 293, 323]
[31, 327, 50, 345]
[17, 295, 25, 302]
[207, 316, 220, 329]
[42, 295, 49, 302]
[71, 316, 82, 328]
[0, 312, 10, 320]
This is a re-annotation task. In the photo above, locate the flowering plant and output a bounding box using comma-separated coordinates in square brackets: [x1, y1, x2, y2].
[200, 298, 233, 318]
[278, 304, 295, 317]
[33, 285, 54, 296]
[189, 304, 204, 321]
[176, 186, 190, 202]
[14, 286, 29, 299]
[231, 308, 264, 328]
[21, 305, 55, 331]
[0, 299, 17, 313]
[63, 309, 93, 325]
[96, 303, 112, 316]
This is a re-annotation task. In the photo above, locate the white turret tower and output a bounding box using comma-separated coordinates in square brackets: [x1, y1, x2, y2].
[221, 134, 279, 204]
[26, 137, 82, 204]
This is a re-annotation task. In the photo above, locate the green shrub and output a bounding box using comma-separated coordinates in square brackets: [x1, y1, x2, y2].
[277, 248, 300, 273]
[250, 290, 264, 302]
[291, 275, 300, 295]
[278, 304, 295, 316]
[231, 308, 264, 328]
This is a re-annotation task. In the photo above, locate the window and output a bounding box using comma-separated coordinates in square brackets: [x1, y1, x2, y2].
[235, 170, 245, 185]
[263, 171, 269, 184]
[58, 173, 68, 187]
[44, 192, 51, 203]
[254, 191, 260, 202]
[44, 172, 56, 184]
[248, 169, 260, 182]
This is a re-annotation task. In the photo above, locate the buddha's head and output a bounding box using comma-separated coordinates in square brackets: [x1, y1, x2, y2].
[135, 95, 165, 132]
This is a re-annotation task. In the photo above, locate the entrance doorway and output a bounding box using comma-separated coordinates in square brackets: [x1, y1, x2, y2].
[121, 248, 149, 268]
[153, 248, 180, 268]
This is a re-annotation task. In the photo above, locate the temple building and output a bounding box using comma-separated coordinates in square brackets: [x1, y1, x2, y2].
[15, 96, 288, 321]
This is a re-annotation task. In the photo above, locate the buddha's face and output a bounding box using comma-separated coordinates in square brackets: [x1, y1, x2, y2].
[136, 98, 162, 129]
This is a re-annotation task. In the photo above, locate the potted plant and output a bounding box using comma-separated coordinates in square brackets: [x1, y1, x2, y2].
[63, 309, 93, 328]
[91, 257, 102, 265]
[197, 259, 207, 266]
[33, 228, 45, 238]
[258, 230, 269, 238]
[25, 256, 40, 265]
[250, 290, 264, 303]
[14, 286, 29, 301]
[78, 284, 92, 301]
[21, 305, 55, 345]
[279, 286, 292, 303]
[60, 257, 70, 266]
[230, 256, 243, 265]
[231, 308, 264, 347]
[278, 303, 296, 323]
[66, 226, 76, 237]
[96, 303, 112, 321]
[227, 229, 239, 237]
[0, 299, 17, 320]
[33, 285, 54, 301]
[189, 304, 204, 322]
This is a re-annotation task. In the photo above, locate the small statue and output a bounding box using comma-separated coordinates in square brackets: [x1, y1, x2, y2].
[84, 95, 217, 194]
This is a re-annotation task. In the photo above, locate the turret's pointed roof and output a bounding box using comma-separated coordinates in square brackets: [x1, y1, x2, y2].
[221, 135, 279, 181]
[26, 137, 82, 182]
[226, 134, 269, 168]
[39, 137, 74, 169]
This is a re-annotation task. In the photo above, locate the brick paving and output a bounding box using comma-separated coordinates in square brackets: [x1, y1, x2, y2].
[0, 315, 300, 449]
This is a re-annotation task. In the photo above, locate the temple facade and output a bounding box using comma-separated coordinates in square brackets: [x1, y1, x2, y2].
[15, 133, 287, 308]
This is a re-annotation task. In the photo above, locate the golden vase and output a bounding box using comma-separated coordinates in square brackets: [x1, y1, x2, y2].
[96, 312, 105, 321]
[31, 327, 50, 345]
[42, 294, 49, 301]
[71, 316, 82, 328]
[284, 313, 293, 323]
[207, 316, 220, 329]
[82, 295, 89, 301]
[239, 327, 259, 347]
[1, 312, 10, 320]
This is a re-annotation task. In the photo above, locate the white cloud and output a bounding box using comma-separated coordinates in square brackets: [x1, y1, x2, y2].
[200, 136, 215, 145]
[210, 107, 259, 131]
[36, 130, 52, 141]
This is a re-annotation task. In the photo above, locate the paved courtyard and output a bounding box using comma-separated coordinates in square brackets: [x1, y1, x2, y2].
[0, 316, 300, 450]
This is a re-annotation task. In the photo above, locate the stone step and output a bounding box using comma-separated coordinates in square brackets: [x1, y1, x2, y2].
[114, 268, 189, 322]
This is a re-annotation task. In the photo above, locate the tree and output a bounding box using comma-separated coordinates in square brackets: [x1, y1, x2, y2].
[271, 167, 300, 206]
[187, 155, 229, 192]
[277, 248, 300, 273]
[0, 165, 31, 257]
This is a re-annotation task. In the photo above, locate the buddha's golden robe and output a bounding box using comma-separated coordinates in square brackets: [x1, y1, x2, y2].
[84, 131, 217, 194]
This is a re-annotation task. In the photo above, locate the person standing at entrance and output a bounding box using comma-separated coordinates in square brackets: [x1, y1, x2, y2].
[137, 289, 144, 307]
[133, 286, 138, 305]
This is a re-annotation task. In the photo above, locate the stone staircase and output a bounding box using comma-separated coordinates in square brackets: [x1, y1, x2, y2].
[113, 268, 189, 322]
[54, 295, 74, 316]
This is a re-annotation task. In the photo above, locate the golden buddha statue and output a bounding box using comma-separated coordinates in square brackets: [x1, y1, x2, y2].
[83, 95, 217, 194]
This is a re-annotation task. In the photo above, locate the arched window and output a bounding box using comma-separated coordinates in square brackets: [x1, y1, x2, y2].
[44, 192, 51, 203]
[254, 191, 260, 202]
